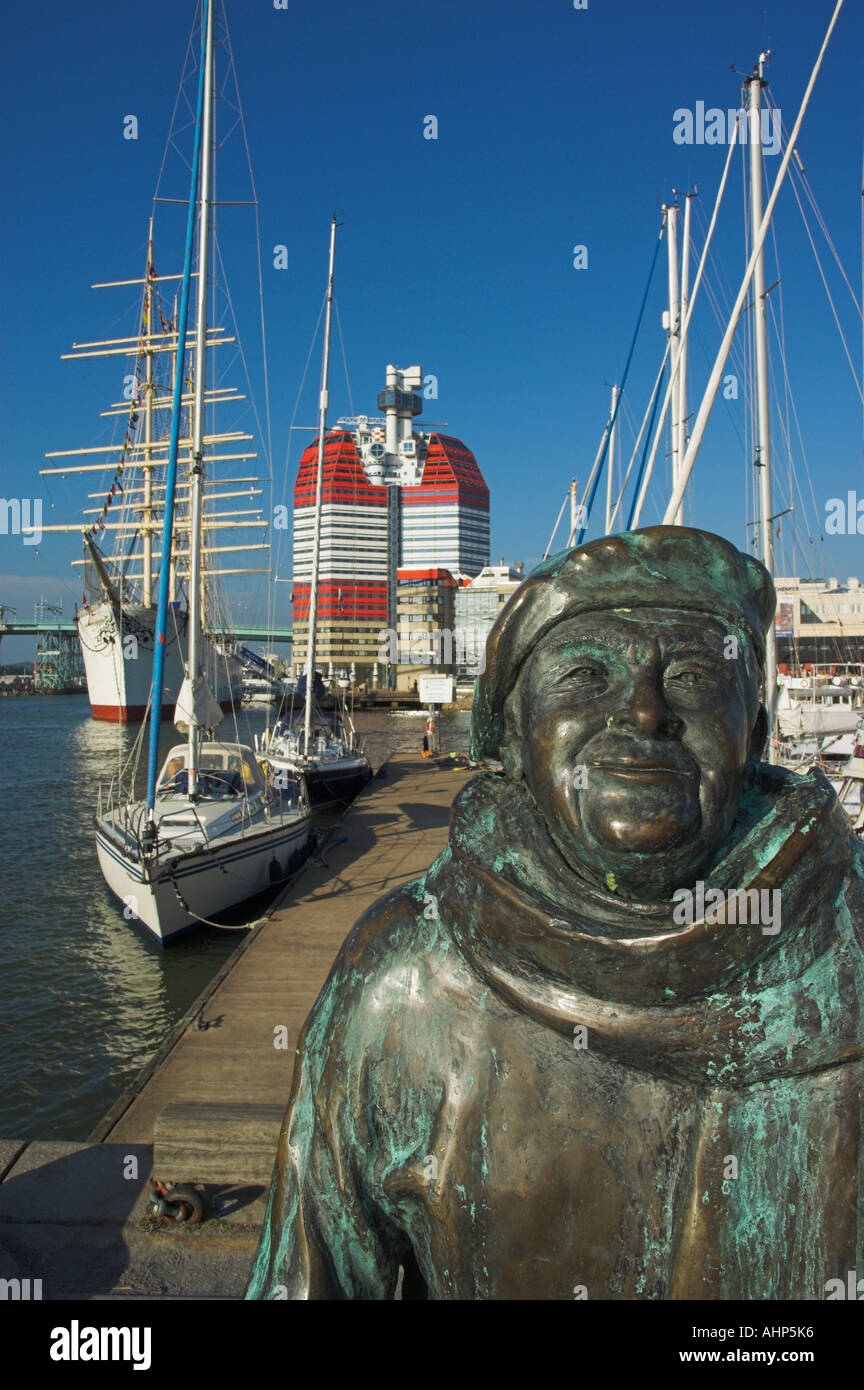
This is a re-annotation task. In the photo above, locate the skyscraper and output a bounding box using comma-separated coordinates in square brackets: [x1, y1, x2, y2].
[292, 365, 489, 683]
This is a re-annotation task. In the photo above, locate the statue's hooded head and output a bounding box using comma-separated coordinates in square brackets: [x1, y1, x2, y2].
[471, 527, 776, 901]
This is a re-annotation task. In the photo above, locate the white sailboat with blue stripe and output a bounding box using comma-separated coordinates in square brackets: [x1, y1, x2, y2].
[96, 737, 310, 943]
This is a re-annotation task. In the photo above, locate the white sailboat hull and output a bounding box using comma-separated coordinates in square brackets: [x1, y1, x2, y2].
[78, 600, 242, 722]
[776, 703, 861, 737]
[243, 689, 279, 705]
[96, 814, 311, 944]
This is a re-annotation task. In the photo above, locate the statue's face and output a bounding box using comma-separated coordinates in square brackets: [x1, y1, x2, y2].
[510, 609, 762, 899]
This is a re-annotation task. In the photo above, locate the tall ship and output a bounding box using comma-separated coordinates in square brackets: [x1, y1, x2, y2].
[39, 20, 269, 722]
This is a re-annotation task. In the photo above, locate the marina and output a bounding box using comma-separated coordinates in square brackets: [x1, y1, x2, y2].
[0, 0, 862, 1328]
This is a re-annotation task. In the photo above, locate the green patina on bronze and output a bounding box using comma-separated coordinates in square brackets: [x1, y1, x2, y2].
[247, 526, 864, 1300]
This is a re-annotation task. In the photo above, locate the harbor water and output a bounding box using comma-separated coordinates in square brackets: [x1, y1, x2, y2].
[0, 694, 470, 1142]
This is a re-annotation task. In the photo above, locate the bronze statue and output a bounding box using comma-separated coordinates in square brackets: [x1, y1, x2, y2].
[247, 527, 864, 1300]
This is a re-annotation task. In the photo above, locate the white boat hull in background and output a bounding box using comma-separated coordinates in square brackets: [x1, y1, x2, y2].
[78, 599, 242, 722]
[777, 703, 862, 737]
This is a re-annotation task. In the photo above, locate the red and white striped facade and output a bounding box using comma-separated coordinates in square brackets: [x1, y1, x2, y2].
[401, 434, 490, 576]
[292, 365, 490, 677]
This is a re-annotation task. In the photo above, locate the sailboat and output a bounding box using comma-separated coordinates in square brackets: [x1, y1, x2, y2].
[261, 699, 372, 807]
[95, 0, 311, 944]
[651, 32, 861, 795]
[257, 218, 373, 808]
[776, 669, 864, 738]
[553, 11, 855, 802]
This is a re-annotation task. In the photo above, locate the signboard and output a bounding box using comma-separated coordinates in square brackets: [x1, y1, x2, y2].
[775, 600, 795, 639]
[418, 674, 454, 704]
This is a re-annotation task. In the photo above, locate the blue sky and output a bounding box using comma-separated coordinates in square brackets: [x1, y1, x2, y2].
[1, 0, 862, 660]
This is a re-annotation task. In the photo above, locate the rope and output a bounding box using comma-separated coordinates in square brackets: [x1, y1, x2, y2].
[269, 289, 327, 648]
[543, 489, 571, 559]
[624, 353, 666, 529]
[334, 299, 354, 419]
[785, 149, 863, 404]
[168, 871, 263, 929]
[166, 826, 312, 929]
[574, 220, 664, 545]
[663, 0, 847, 526]
[768, 94, 862, 317]
[610, 336, 669, 530]
[152, 5, 200, 200]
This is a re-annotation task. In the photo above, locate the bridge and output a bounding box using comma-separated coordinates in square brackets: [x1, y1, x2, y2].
[227, 625, 293, 643]
[0, 613, 292, 643]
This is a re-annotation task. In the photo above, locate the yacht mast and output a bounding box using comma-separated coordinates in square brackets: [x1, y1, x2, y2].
[662, 0, 845, 525]
[169, 293, 179, 606]
[567, 478, 581, 546]
[143, 219, 156, 606]
[185, 0, 215, 797]
[144, 0, 211, 819]
[604, 385, 618, 532]
[665, 201, 682, 523]
[748, 52, 778, 761]
[303, 215, 337, 759]
[677, 192, 692, 498]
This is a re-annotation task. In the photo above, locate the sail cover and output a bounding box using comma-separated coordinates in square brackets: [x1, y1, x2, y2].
[174, 675, 223, 733]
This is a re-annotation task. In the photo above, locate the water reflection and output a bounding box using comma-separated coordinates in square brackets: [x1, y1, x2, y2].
[0, 694, 471, 1139]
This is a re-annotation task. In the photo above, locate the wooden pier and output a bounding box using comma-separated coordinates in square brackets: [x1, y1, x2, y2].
[94, 752, 471, 1150]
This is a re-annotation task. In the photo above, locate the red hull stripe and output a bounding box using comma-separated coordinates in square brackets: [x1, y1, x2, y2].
[90, 697, 237, 724]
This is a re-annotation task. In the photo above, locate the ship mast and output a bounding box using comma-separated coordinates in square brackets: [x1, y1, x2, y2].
[303, 215, 338, 759]
[747, 52, 778, 761]
[185, 0, 215, 798]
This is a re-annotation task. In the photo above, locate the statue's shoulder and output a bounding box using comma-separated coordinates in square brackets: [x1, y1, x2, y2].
[346, 876, 434, 968]
[299, 869, 476, 1069]
[303, 877, 442, 1022]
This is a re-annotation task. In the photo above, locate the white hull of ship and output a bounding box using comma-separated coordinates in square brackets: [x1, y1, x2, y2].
[78, 600, 241, 721]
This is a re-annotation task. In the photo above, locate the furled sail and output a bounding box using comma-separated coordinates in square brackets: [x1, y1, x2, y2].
[174, 675, 223, 733]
